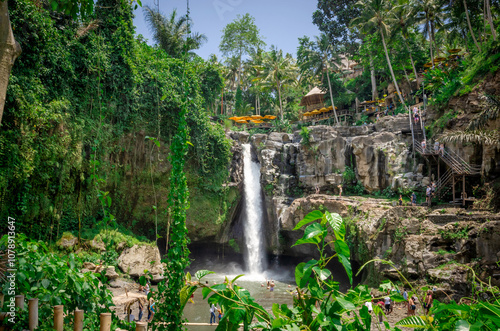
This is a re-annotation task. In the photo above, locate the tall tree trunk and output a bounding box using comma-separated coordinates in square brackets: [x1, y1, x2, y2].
[403, 37, 420, 89]
[380, 29, 406, 109]
[464, 0, 482, 52]
[0, 2, 22, 124]
[486, 0, 497, 40]
[277, 80, 283, 121]
[325, 62, 339, 124]
[369, 53, 378, 101]
[427, 20, 434, 66]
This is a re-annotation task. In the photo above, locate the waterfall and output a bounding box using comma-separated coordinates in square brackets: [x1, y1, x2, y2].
[242, 144, 266, 275]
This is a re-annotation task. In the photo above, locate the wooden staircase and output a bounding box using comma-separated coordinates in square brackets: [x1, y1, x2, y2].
[409, 110, 481, 204]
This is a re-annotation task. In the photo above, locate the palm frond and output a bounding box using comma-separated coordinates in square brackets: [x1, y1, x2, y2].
[467, 94, 500, 130]
[440, 129, 500, 146]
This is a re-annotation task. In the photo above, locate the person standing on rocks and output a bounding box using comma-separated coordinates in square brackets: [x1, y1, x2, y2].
[209, 303, 216, 325]
[399, 194, 403, 206]
[424, 290, 433, 314]
[338, 184, 343, 198]
[411, 192, 417, 206]
[408, 296, 417, 316]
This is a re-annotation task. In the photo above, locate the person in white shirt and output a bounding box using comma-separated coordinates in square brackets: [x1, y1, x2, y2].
[384, 296, 391, 314]
[209, 303, 216, 325]
[364, 301, 373, 313]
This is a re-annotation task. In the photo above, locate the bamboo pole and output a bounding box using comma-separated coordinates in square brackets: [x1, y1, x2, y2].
[28, 298, 38, 331]
[135, 322, 148, 331]
[74, 309, 83, 331]
[54, 305, 64, 331]
[14, 295, 24, 309]
[100, 313, 111, 331]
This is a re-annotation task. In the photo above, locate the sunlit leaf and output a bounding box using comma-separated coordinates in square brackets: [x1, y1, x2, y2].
[293, 210, 324, 230]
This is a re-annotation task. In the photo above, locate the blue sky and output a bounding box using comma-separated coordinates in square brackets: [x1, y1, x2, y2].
[132, 0, 321, 60]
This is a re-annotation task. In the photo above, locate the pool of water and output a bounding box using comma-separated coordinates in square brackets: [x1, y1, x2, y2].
[183, 270, 295, 330]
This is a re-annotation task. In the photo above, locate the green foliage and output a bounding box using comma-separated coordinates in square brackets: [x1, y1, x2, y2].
[0, 0, 232, 239]
[0, 234, 123, 330]
[227, 239, 240, 253]
[439, 225, 470, 240]
[299, 126, 311, 146]
[219, 13, 266, 61]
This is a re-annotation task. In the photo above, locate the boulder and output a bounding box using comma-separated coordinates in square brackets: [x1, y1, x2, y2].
[105, 266, 120, 280]
[83, 262, 96, 271]
[90, 239, 106, 252]
[118, 244, 164, 281]
[57, 233, 78, 250]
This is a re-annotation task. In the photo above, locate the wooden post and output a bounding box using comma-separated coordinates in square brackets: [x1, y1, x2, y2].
[462, 175, 466, 206]
[100, 313, 111, 331]
[14, 295, 24, 309]
[28, 298, 38, 331]
[135, 322, 148, 331]
[452, 176, 456, 203]
[74, 309, 83, 331]
[54, 305, 64, 331]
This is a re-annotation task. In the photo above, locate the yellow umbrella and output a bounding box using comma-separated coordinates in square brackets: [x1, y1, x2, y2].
[236, 120, 248, 124]
[251, 115, 264, 119]
[448, 48, 461, 54]
[311, 110, 321, 115]
[320, 107, 328, 112]
[250, 120, 263, 124]
[303, 112, 311, 116]
[229, 117, 238, 120]
[327, 105, 333, 110]
[434, 57, 446, 62]
[424, 62, 433, 68]
[264, 115, 277, 120]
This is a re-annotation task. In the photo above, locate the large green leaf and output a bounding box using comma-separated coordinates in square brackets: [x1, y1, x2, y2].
[323, 211, 343, 233]
[179, 285, 197, 312]
[292, 223, 325, 246]
[312, 266, 331, 281]
[455, 320, 470, 331]
[337, 297, 356, 311]
[338, 253, 352, 285]
[396, 316, 427, 327]
[334, 240, 350, 258]
[195, 269, 215, 280]
[293, 210, 324, 230]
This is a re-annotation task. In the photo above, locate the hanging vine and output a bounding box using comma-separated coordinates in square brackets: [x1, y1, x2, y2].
[152, 0, 192, 330]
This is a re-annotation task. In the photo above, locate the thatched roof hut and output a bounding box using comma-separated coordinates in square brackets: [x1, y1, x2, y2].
[299, 87, 326, 112]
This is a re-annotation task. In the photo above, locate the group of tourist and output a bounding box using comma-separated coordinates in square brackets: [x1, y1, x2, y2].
[421, 139, 445, 156]
[128, 282, 154, 323]
[365, 288, 434, 324]
[209, 303, 223, 325]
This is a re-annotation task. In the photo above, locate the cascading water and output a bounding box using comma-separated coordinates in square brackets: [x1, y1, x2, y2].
[242, 144, 266, 275]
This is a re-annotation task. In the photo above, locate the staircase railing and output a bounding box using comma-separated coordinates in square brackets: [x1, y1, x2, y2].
[411, 114, 481, 176]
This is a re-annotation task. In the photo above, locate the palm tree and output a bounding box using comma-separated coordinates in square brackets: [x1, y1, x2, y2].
[259, 48, 298, 121]
[413, 0, 445, 63]
[143, 6, 207, 58]
[297, 34, 340, 123]
[352, 0, 407, 109]
[390, 0, 420, 88]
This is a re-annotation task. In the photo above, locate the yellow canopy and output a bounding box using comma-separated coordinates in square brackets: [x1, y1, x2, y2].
[251, 115, 264, 119]
[327, 106, 333, 110]
[236, 120, 248, 124]
[264, 115, 277, 120]
[320, 107, 328, 112]
[250, 120, 263, 124]
[311, 110, 321, 115]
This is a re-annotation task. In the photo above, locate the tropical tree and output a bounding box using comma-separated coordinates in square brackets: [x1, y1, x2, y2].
[390, 0, 420, 88]
[413, 0, 446, 63]
[352, 0, 407, 109]
[259, 48, 298, 121]
[143, 6, 207, 58]
[0, 0, 132, 124]
[219, 13, 265, 88]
